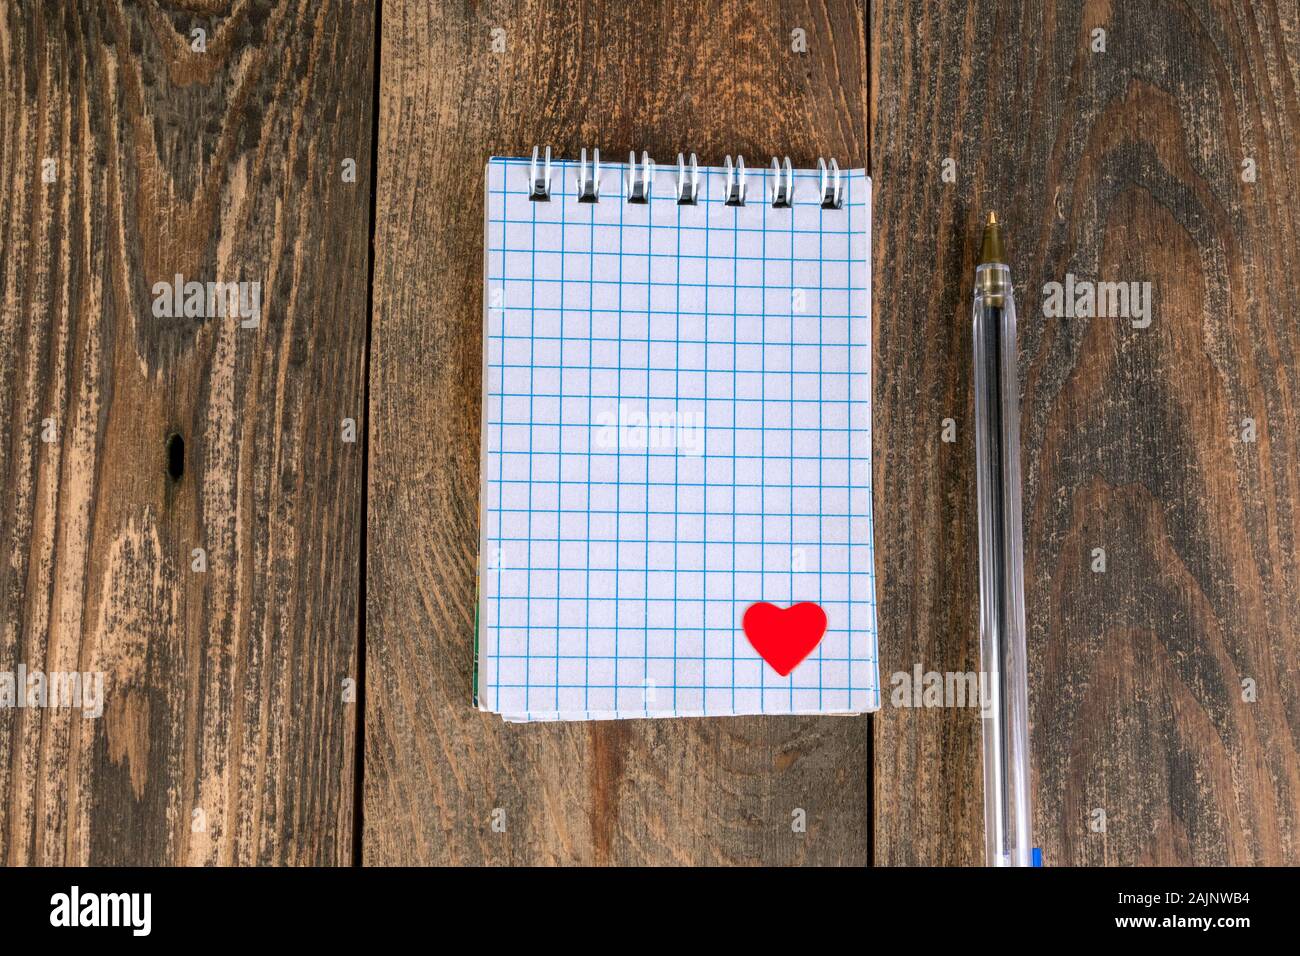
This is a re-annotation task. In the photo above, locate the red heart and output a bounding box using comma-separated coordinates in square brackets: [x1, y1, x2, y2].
[742, 602, 828, 676]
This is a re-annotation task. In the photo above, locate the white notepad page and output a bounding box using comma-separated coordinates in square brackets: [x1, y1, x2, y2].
[478, 155, 878, 721]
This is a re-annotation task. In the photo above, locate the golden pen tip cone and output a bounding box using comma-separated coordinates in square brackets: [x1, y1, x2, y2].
[980, 211, 1005, 264]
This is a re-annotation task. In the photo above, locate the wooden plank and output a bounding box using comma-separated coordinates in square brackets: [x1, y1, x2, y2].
[0, 0, 373, 865]
[365, 0, 870, 864]
[872, 0, 1300, 864]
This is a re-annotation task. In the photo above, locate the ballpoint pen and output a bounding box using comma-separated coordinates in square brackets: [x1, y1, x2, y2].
[972, 212, 1034, 867]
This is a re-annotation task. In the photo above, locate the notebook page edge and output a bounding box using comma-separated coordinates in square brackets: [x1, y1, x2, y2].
[859, 173, 881, 713]
[475, 158, 494, 711]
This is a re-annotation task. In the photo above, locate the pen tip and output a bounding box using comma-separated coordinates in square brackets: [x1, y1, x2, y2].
[980, 212, 1005, 264]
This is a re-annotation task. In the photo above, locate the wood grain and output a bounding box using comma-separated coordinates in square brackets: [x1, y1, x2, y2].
[872, 0, 1300, 864]
[0, 0, 373, 864]
[365, 0, 871, 864]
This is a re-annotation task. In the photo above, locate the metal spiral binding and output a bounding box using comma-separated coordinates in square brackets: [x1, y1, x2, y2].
[676, 153, 699, 205]
[529, 145, 552, 201]
[818, 157, 843, 209]
[577, 148, 600, 203]
[524, 148, 847, 209]
[627, 151, 654, 203]
[722, 155, 747, 206]
[770, 156, 794, 207]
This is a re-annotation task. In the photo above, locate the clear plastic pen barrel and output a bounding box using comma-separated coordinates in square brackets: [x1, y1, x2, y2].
[972, 258, 1033, 867]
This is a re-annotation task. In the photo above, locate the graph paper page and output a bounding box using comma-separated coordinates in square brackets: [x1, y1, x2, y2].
[478, 155, 878, 721]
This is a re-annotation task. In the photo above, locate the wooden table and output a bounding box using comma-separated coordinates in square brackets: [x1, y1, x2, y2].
[2, 1, 1296, 866]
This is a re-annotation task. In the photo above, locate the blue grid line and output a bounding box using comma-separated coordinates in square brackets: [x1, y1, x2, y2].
[643, 183, 652, 715]
[759, 166, 767, 712]
[491, 334, 864, 343]
[491, 309, 865, 321]
[494, 248, 863, 263]
[614, 165, 625, 711]
[492, 684, 868, 691]
[585, 185, 595, 711]
[490, 431, 869, 441]
[486, 571, 875, 580]
[702, 168, 710, 715]
[554, 166, 566, 712]
[847, 175, 856, 700]
[494, 277, 866, 289]
[788, 172, 796, 710]
[492, 626, 876, 634]
[479, 541, 872, 549]
[818, 177, 825, 710]
[488, 370, 869, 380]
[673, 177, 682, 712]
[491, 651, 877, 658]
[731, 177, 740, 711]
[488, 483, 870, 493]
[493, 222, 868, 235]
[525, 177, 537, 713]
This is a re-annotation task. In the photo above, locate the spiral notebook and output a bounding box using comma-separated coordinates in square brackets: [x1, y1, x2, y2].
[477, 149, 878, 722]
